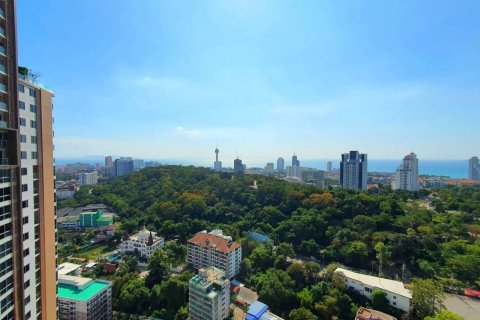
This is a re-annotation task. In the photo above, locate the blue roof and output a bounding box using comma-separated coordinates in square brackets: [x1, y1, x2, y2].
[247, 301, 268, 320]
[248, 231, 270, 243]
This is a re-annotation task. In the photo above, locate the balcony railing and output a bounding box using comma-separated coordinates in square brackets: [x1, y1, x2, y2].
[0, 158, 8, 165]
[0, 102, 6, 111]
[0, 121, 6, 128]
[0, 9, 4, 19]
[0, 65, 6, 74]
[0, 27, 5, 38]
[0, 83, 6, 93]
[0, 46, 5, 56]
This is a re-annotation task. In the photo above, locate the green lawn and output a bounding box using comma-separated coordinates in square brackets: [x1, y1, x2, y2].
[75, 244, 112, 260]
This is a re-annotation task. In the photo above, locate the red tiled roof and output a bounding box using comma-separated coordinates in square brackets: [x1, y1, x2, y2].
[188, 232, 241, 254]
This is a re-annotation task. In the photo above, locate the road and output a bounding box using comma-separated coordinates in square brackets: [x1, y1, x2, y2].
[444, 294, 480, 320]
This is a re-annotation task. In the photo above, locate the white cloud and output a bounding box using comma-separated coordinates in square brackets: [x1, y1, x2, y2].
[174, 126, 201, 137]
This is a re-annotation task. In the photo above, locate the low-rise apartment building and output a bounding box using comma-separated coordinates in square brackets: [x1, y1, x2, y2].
[335, 268, 412, 312]
[58, 275, 112, 320]
[187, 229, 242, 279]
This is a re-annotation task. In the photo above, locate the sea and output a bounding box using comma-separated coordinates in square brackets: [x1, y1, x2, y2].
[56, 157, 469, 179]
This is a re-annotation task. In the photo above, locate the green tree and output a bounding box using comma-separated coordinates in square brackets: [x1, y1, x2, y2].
[412, 278, 445, 319]
[117, 279, 150, 314]
[146, 249, 171, 288]
[253, 269, 296, 315]
[371, 289, 389, 312]
[287, 263, 306, 289]
[375, 242, 391, 277]
[289, 307, 317, 320]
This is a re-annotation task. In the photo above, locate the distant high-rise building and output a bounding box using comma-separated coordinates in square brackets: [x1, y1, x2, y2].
[265, 162, 274, 174]
[114, 158, 134, 176]
[105, 155, 113, 167]
[468, 156, 480, 181]
[286, 165, 303, 179]
[393, 153, 419, 191]
[340, 151, 368, 190]
[327, 161, 333, 173]
[79, 171, 98, 186]
[292, 154, 300, 167]
[145, 161, 161, 167]
[277, 157, 285, 173]
[132, 159, 144, 171]
[214, 147, 222, 171]
[189, 267, 230, 320]
[234, 158, 244, 173]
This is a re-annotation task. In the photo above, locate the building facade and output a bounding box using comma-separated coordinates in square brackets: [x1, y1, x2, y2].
[276, 157, 285, 173]
[187, 229, 242, 279]
[118, 227, 164, 259]
[132, 159, 144, 171]
[189, 267, 230, 320]
[114, 157, 134, 177]
[265, 162, 274, 174]
[335, 268, 412, 312]
[327, 161, 333, 173]
[79, 171, 98, 186]
[58, 275, 112, 320]
[340, 151, 368, 191]
[393, 153, 419, 191]
[291, 154, 300, 167]
[104, 156, 112, 168]
[468, 156, 480, 181]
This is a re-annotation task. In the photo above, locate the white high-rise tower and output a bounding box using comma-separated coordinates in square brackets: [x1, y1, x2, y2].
[393, 153, 419, 191]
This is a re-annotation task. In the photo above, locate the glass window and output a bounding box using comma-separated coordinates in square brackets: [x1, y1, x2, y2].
[20, 134, 26, 143]
[19, 118, 26, 126]
[30, 120, 37, 128]
[18, 84, 25, 93]
[31, 152, 37, 160]
[21, 168, 27, 175]
[31, 136, 38, 144]
[19, 101, 26, 109]
[29, 88, 35, 97]
[20, 151, 27, 159]
[29, 104, 37, 113]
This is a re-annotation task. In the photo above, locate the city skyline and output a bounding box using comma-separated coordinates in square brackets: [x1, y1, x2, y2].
[17, 1, 480, 161]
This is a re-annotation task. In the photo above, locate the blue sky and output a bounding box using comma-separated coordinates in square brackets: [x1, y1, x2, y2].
[17, 0, 480, 166]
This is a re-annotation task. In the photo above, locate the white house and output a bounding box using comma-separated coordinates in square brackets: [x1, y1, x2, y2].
[119, 227, 164, 259]
[334, 267, 412, 312]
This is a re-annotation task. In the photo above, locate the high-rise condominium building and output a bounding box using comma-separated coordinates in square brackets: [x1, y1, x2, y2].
[340, 151, 368, 191]
[189, 267, 230, 320]
[393, 153, 419, 191]
[233, 158, 244, 173]
[327, 161, 333, 173]
[79, 171, 98, 186]
[276, 157, 285, 173]
[292, 154, 300, 167]
[104, 156, 112, 168]
[0, 2, 57, 319]
[265, 162, 274, 173]
[468, 156, 480, 181]
[187, 229, 242, 279]
[114, 157, 134, 176]
[213, 147, 222, 171]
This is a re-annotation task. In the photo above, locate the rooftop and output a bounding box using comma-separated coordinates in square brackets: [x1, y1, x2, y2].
[58, 275, 110, 302]
[335, 268, 412, 299]
[188, 230, 241, 254]
[58, 262, 81, 275]
[355, 307, 397, 320]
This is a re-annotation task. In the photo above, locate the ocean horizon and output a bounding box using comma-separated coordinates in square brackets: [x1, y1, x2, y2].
[56, 157, 469, 179]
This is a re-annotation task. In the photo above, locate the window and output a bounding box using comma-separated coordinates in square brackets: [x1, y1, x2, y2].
[393, 295, 397, 299]
[23, 248, 29, 257]
[22, 200, 28, 208]
[20, 151, 27, 159]
[365, 287, 373, 293]
[18, 101, 26, 109]
[23, 232, 29, 240]
[393, 301, 397, 306]
[22, 216, 28, 225]
[24, 295, 30, 305]
[18, 84, 25, 93]
[21, 168, 27, 175]
[30, 120, 36, 128]
[21, 184, 28, 192]
[20, 134, 26, 143]
[31, 136, 37, 144]
[29, 104, 37, 113]
[23, 263, 30, 273]
[29, 88, 35, 97]
[26, 311, 31, 319]
[31, 152, 37, 160]
[19, 117, 26, 126]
